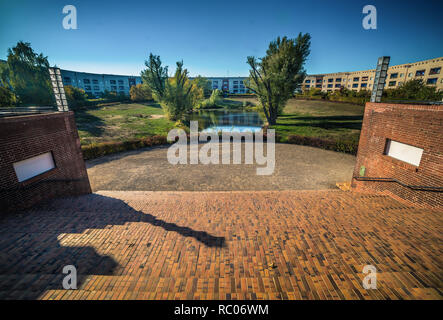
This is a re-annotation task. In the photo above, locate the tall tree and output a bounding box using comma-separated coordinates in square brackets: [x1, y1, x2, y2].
[245, 34, 311, 125]
[3, 41, 53, 105]
[141, 53, 201, 121]
[192, 75, 212, 98]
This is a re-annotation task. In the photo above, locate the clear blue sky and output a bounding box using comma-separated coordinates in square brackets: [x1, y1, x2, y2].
[1, 0, 442, 77]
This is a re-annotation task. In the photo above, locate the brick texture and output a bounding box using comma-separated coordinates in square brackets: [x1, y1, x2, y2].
[0, 190, 441, 300]
[0, 112, 91, 213]
[352, 103, 443, 209]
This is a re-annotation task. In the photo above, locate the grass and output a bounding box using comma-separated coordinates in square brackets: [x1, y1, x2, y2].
[273, 99, 364, 142]
[229, 97, 365, 154]
[74, 102, 175, 146]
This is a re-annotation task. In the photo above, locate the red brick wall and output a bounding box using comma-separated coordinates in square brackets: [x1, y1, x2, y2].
[352, 102, 443, 209]
[0, 112, 91, 213]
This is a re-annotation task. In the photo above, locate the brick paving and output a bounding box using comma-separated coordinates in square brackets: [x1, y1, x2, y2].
[0, 190, 442, 300]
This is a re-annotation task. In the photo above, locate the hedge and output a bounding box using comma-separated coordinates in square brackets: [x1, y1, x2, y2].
[81, 135, 168, 160]
[285, 134, 359, 155]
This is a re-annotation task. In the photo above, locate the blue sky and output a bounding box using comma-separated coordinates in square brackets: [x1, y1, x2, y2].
[0, 0, 442, 77]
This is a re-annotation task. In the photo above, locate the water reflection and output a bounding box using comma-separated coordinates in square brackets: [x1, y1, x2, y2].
[188, 109, 263, 133]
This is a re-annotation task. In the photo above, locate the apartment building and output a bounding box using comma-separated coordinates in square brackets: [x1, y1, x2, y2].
[60, 69, 142, 97]
[204, 77, 249, 94]
[303, 57, 443, 93]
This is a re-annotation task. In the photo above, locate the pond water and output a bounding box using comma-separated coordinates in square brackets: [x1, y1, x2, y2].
[187, 109, 264, 133]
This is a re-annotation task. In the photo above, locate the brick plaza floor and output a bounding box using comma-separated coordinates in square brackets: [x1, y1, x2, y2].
[0, 190, 441, 299]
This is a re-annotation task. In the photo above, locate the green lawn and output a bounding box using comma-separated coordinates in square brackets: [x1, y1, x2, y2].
[273, 99, 364, 143]
[74, 102, 175, 145]
[229, 97, 364, 144]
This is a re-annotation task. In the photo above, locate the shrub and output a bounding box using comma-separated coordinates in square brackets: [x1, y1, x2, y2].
[81, 135, 168, 160]
[287, 134, 358, 155]
[64, 85, 87, 109]
[196, 89, 224, 109]
[130, 84, 152, 101]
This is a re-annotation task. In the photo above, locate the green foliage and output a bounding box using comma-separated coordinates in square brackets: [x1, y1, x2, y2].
[245, 34, 311, 125]
[2, 41, 53, 106]
[192, 76, 212, 98]
[64, 85, 87, 109]
[142, 53, 202, 121]
[141, 53, 168, 101]
[130, 83, 152, 101]
[0, 86, 17, 108]
[383, 79, 443, 101]
[81, 135, 168, 160]
[196, 89, 225, 109]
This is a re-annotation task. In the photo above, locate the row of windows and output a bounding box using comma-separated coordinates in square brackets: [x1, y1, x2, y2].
[63, 77, 127, 85]
[306, 67, 441, 84]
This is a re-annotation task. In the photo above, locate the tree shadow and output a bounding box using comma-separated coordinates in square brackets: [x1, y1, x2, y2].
[276, 115, 363, 130]
[0, 193, 225, 299]
[73, 110, 106, 137]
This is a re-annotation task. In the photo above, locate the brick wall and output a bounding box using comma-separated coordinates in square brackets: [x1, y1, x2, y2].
[0, 112, 91, 213]
[352, 102, 442, 209]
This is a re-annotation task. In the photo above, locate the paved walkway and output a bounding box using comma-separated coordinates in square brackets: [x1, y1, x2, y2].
[0, 190, 441, 300]
[86, 143, 356, 191]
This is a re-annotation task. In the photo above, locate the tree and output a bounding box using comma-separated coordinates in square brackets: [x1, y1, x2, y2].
[386, 79, 443, 101]
[2, 41, 53, 105]
[245, 34, 311, 125]
[141, 53, 202, 121]
[64, 85, 87, 108]
[192, 76, 212, 98]
[130, 83, 152, 101]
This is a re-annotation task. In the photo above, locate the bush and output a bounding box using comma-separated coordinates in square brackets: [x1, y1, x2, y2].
[287, 134, 358, 155]
[0, 86, 17, 108]
[196, 89, 224, 109]
[383, 79, 443, 101]
[65, 85, 87, 109]
[130, 84, 152, 101]
[81, 135, 168, 160]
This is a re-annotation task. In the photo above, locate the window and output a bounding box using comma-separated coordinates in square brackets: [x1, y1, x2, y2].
[429, 67, 441, 75]
[361, 76, 368, 81]
[305, 80, 311, 83]
[85, 85, 91, 91]
[408, 73, 412, 77]
[415, 70, 425, 76]
[388, 81, 396, 86]
[353, 77, 359, 82]
[111, 86, 117, 91]
[328, 79, 333, 83]
[305, 85, 310, 88]
[213, 80, 218, 84]
[390, 73, 398, 79]
[83, 79, 90, 84]
[385, 139, 423, 166]
[93, 86, 99, 90]
[361, 83, 367, 88]
[63, 77, 71, 84]
[335, 84, 341, 88]
[327, 84, 333, 88]
[316, 85, 322, 88]
[118, 80, 124, 84]
[213, 85, 218, 89]
[400, 73, 404, 77]
[370, 77, 373, 80]
[240, 81, 244, 84]
[335, 78, 341, 82]
[316, 79, 322, 83]
[233, 85, 238, 89]
[13, 152, 55, 182]
[233, 81, 238, 84]
[352, 83, 358, 88]
[110, 80, 116, 84]
[119, 86, 124, 90]
[398, 82, 403, 86]
[92, 79, 98, 84]
[426, 78, 438, 85]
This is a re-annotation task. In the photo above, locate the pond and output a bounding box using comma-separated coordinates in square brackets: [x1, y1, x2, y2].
[187, 109, 264, 133]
